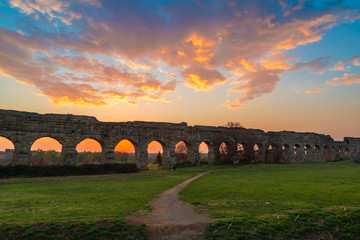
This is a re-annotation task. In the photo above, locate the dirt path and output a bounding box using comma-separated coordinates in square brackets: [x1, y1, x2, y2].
[128, 171, 213, 240]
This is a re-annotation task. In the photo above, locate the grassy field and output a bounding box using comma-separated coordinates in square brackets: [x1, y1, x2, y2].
[180, 160, 360, 218]
[1, 161, 360, 239]
[0, 166, 210, 223]
[179, 160, 360, 239]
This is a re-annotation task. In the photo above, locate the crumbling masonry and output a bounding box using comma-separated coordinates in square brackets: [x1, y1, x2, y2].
[0, 109, 359, 169]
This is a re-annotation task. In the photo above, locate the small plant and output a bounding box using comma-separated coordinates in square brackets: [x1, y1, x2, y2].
[156, 152, 162, 167]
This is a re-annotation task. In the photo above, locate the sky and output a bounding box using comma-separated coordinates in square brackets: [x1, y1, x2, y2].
[0, 0, 360, 152]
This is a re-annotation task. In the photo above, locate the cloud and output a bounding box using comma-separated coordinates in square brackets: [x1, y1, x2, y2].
[2, 1, 360, 108]
[261, 59, 291, 71]
[331, 54, 360, 71]
[304, 87, 324, 94]
[233, 69, 281, 104]
[182, 67, 226, 91]
[9, 0, 81, 25]
[0, 29, 176, 106]
[291, 57, 331, 74]
[329, 73, 360, 86]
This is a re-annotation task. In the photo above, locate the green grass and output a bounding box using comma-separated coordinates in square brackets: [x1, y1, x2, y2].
[179, 161, 360, 239]
[2, 161, 360, 239]
[180, 160, 360, 218]
[0, 167, 209, 222]
[0, 220, 147, 240]
[206, 209, 360, 240]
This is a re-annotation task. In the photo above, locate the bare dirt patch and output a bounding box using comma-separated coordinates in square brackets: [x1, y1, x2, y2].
[128, 171, 213, 240]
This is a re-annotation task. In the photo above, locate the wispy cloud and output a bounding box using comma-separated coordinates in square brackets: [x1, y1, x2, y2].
[329, 73, 360, 86]
[291, 57, 331, 74]
[304, 87, 325, 94]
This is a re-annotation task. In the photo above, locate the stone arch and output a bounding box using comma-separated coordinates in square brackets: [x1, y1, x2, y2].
[76, 138, 103, 165]
[323, 145, 332, 161]
[294, 144, 302, 162]
[314, 145, 321, 162]
[345, 148, 351, 159]
[282, 144, 291, 163]
[114, 139, 137, 163]
[304, 144, 312, 162]
[199, 141, 210, 164]
[30, 137, 62, 166]
[0, 136, 15, 166]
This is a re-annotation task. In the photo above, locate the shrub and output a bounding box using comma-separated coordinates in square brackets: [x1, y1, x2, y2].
[0, 163, 138, 178]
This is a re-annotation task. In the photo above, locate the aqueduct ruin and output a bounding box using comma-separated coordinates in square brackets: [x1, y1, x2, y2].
[0, 109, 359, 169]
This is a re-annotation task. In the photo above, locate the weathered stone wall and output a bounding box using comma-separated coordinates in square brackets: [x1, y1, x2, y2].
[0, 109, 359, 169]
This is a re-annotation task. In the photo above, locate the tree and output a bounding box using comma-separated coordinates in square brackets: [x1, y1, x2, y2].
[156, 152, 162, 166]
[175, 141, 187, 162]
[224, 121, 243, 128]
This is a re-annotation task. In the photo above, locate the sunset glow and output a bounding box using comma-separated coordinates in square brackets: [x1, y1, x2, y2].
[0, 0, 359, 147]
[76, 139, 102, 153]
[31, 137, 62, 152]
[0, 137, 14, 151]
[115, 139, 135, 153]
[148, 141, 163, 154]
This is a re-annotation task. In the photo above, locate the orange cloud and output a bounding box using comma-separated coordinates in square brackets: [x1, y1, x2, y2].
[240, 59, 257, 72]
[182, 67, 226, 91]
[165, 71, 176, 77]
[185, 33, 216, 48]
[329, 73, 360, 86]
[304, 87, 324, 94]
[261, 59, 290, 70]
[331, 55, 360, 71]
[274, 14, 337, 51]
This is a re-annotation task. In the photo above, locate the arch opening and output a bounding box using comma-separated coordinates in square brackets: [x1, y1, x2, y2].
[0, 136, 14, 166]
[338, 146, 344, 159]
[237, 143, 247, 163]
[219, 142, 229, 163]
[304, 145, 312, 162]
[30, 137, 62, 166]
[147, 140, 164, 167]
[253, 144, 260, 162]
[323, 145, 332, 161]
[76, 138, 103, 165]
[294, 144, 302, 162]
[314, 145, 321, 162]
[175, 141, 188, 164]
[266, 144, 279, 163]
[282, 144, 291, 163]
[345, 148, 351, 159]
[114, 139, 136, 163]
[199, 142, 209, 164]
[354, 148, 358, 160]
[333, 146, 339, 160]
